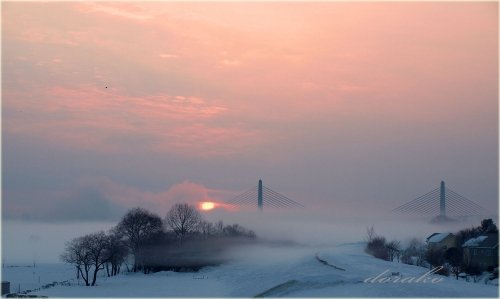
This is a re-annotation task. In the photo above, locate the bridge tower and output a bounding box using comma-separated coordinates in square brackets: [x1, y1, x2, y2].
[392, 180, 486, 222]
[440, 181, 446, 217]
[258, 179, 263, 211]
[226, 180, 304, 210]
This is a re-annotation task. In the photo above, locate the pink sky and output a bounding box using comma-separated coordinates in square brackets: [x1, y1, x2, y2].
[2, 2, 498, 220]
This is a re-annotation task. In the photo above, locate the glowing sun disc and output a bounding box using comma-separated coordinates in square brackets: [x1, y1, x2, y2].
[201, 202, 215, 210]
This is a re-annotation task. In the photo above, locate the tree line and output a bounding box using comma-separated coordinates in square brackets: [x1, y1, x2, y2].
[61, 204, 256, 286]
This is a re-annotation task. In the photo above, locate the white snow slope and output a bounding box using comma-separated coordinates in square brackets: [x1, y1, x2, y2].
[22, 242, 497, 297]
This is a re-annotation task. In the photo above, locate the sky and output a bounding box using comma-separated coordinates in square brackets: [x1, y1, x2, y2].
[1, 2, 499, 261]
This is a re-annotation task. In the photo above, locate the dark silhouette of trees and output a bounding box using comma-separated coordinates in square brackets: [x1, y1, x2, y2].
[165, 203, 202, 243]
[104, 230, 128, 277]
[386, 240, 401, 262]
[425, 246, 446, 275]
[61, 206, 259, 279]
[135, 230, 175, 274]
[222, 224, 256, 238]
[364, 227, 400, 262]
[443, 247, 461, 279]
[365, 225, 375, 243]
[455, 219, 498, 250]
[214, 220, 224, 235]
[199, 220, 216, 237]
[401, 238, 426, 266]
[366, 236, 389, 260]
[87, 231, 109, 286]
[481, 218, 498, 233]
[115, 207, 163, 272]
[61, 231, 110, 286]
[60, 235, 93, 286]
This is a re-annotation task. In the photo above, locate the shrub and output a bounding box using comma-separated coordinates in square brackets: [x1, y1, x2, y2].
[366, 236, 390, 261]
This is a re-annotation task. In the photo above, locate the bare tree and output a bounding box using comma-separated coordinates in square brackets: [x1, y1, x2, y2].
[61, 231, 109, 286]
[366, 225, 375, 243]
[223, 224, 256, 238]
[165, 203, 202, 243]
[61, 236, 92, 286]
[86, 231, 109, 286]
[199, 220, 215, 237]
[444, 247, 461, 279]
[104, 230, 128, 277]
[115, 207, 164, 272]
[366, 236, 389, 260]
[401, 238, 426, 266]
[214, 220, 224, 236]
[386, 240, 401, 262]
[425, 246, 445, 270]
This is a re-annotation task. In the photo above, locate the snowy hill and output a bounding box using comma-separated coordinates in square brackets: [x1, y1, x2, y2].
[21, 242, 498, 297]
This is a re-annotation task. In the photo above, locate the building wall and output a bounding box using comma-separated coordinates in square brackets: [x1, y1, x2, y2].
[428, 235, 457, 250]
[463, 247, 499, 270]
[441, 235, 457, 249]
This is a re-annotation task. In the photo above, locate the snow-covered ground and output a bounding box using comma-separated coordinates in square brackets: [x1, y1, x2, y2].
[5, 242, 498, 297]
[1, 263, 77, 293]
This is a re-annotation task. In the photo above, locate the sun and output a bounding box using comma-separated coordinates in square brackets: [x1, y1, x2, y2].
[200, 201, 215, 211]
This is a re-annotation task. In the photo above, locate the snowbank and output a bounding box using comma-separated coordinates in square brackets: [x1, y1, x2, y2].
[13, 243, 497, 297]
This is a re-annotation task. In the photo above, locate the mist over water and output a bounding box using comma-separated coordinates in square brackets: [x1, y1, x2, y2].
[205, 208, 497, 246]
[3, 205, 496, 264]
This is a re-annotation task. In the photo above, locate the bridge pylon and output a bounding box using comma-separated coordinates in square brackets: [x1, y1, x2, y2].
[258, 179, 263, 211]
[440, 181, 446, 217]
[392, 180, 486, 221]
[226, 180, 304, 211]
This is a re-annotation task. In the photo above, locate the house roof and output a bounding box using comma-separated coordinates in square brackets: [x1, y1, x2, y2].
[427, 233, 452, 243]
[427, 233, 439, 240]
[462, 233, 499, 248]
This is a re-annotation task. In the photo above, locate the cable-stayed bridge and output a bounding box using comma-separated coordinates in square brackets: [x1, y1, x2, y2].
[392, 181, 487, 221]
[226, 180, 304, 211]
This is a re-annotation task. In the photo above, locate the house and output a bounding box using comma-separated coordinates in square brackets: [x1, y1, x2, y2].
[462, 233, 499, 271]
[426, 233, 457, 250]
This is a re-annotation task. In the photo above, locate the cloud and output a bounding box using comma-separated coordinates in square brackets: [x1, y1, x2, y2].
[3, 177, 236, 222]
[3, 85, 264, 156]
[220, 59, 242, 66]
[157, 123, 263, 157]
[159, 53, 178, 59]
[77, 3, 154, 22]
[18, 27, 80, 46]
[3, 184, 123, 222]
